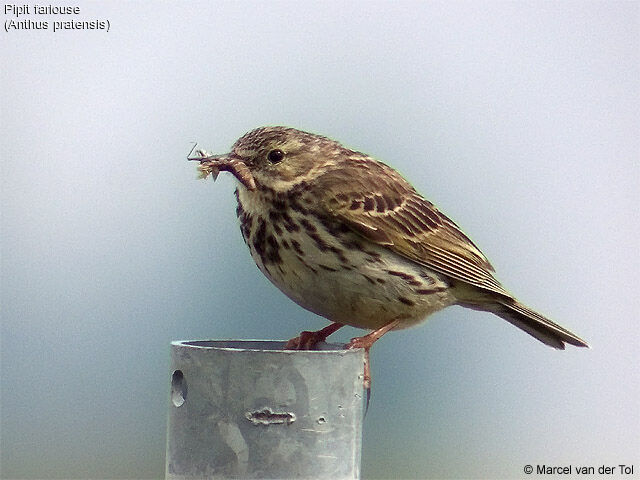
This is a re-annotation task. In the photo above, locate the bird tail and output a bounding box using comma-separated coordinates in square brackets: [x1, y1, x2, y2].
[458, 293, 589, 349]
[488, 299, 588, 349]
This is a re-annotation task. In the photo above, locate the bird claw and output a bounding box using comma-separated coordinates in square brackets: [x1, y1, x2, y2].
[284, 330, 322, 350]
[284, 323, 372, 414]
[284, 323, 345, 350]
[345, 336, 370, 351]
[344, 336, 373, 414]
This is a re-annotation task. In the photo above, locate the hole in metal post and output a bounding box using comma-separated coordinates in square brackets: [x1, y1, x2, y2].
[245, 407, 296, 425]
[171, 370, 187, 407]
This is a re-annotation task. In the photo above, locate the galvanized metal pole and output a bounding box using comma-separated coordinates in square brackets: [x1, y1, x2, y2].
[166, 340, 366, 479]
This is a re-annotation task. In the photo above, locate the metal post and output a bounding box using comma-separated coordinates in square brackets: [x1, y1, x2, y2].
[166, 340, 366, 479]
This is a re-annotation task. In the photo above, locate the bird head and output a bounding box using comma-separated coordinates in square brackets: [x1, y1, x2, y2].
[190, 126, 346, 193]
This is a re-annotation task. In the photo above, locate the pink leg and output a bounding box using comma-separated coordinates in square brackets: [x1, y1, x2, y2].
[346, 319, 400, 390]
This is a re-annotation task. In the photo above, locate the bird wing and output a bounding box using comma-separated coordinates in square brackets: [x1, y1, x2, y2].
[313, 159, 511, 297]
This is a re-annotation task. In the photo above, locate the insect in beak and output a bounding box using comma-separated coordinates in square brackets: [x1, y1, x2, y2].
[188, 145, 257, 191]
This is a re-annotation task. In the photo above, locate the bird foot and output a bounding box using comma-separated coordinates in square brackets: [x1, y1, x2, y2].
[344, 336, 373, 412]
[344, 319, 402, 395]
[284, 322, 344, 350]
[345, 318, 401, 351]
[284, 330, 323, 350]
[345, 336, 372, 350]
[345, 339, 372, 390]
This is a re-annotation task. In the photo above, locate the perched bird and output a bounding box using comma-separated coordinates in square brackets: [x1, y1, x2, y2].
[190, 126, 588, 386]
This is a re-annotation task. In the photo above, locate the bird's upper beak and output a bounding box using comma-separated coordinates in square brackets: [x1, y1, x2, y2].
[188, 148, 256, 191]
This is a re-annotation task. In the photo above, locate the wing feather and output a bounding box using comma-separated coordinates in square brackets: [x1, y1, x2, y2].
[312, 159, 510, 297]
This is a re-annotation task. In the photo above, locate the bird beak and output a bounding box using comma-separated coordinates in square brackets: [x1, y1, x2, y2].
[188, 147, 257, 191]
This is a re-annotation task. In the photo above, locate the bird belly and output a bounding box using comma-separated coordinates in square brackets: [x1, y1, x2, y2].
[238, 200, 456, 331]
[269, 252, 456, 331]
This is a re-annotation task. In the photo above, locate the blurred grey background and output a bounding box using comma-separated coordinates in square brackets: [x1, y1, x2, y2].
[1, 1, 638, 478]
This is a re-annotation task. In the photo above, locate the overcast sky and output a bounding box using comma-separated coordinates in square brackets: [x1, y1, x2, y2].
[2, 1, 638, 478]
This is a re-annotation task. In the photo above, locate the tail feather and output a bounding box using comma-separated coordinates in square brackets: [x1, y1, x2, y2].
[457, 292, 589, 349]
[492, 300, 589, 349]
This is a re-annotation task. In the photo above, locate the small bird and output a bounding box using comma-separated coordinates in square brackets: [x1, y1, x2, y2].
[190, 126, 588, 386]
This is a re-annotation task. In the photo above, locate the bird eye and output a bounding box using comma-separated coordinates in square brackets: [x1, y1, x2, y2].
[267, 149, 284, 164]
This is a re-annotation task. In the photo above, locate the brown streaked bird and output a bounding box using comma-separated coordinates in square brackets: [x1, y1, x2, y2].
[190, 126, 588, 386]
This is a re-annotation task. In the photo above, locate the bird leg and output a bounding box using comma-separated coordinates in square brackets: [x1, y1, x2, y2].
[284, 322, 345, 350]
[346, 319, 400, 390]
[286, 319, 399, 414]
